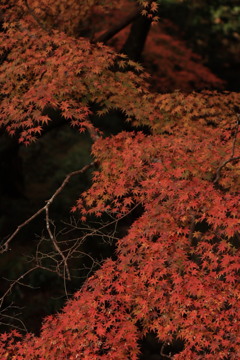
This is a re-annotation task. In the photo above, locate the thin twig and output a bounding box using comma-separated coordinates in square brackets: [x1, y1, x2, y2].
[48, 202, 142, 279]
[0, 309, 28, 332]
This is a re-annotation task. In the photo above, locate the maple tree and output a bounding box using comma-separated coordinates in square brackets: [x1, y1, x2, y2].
[0, 0, 240, 359]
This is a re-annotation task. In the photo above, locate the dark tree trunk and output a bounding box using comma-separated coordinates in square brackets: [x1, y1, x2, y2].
[121, 15, 152, 62]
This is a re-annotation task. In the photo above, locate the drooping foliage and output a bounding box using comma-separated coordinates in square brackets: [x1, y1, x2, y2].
[0, 0, 239, 359]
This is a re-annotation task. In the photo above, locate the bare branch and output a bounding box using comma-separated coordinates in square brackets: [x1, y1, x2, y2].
[0, 267, 39, 310]
[0, 304, 28, 332]
[0, 162, 95, 253]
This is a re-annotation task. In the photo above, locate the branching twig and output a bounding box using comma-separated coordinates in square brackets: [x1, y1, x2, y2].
[0, 162, 95, 253]
[214, 118, 239, 183]
[45, 207, 71, 280]
[31, 205, 140, 296]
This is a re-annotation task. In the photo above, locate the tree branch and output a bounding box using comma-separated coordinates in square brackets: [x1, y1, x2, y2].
[93, 9, 140, 44]
[214, 118, 239, 183]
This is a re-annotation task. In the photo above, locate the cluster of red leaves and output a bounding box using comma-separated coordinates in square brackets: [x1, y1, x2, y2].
[1, 0, 123, 36]
[1, 93, 239, 358]
[73, 91, 240, 359]
[0, 16, 152, 143]
[0, 0, 240, 359]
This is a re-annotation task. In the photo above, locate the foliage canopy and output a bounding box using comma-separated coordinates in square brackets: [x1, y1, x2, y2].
[0, 0, 239, 359]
